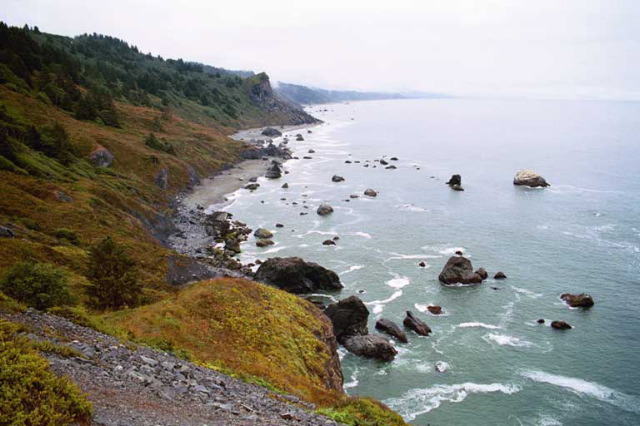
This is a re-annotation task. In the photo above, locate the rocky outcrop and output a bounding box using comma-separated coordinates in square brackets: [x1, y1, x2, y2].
[317, 203, 334, 216]
[494, 271, 507, 280]
[261, 127, 282, 137]
[475, 268, 488, 280]
[187, 166, 201, 188]
[403, 311, 431, 336]
[89, 145, 114, 168]
[155, 167, 169, 190]
[203, 211, 231, 239]
[438, 256, 483, 285]
[446, 174, 461, 186]
[254, 257, 343, 294]
[0, 225, 15, 238]
[561, 293, 595, 308]
[166, 255, 221, 286]
[254, 228, 273, 239]
[375, 319, 408, 343]
[331, 175, 345, 183]
[240, 142, 291, 160]
[265, 163, 282, 179]
[247, 73, 319, 125]
[256, 239, 275, 247]
[342, 335, 397, 361]
[427, 306, 443, 315]
[364, 189, 377, 197]
[513, 170, 550, 187]
[551, 320, 572, 330]
[324, 296, 369, 342]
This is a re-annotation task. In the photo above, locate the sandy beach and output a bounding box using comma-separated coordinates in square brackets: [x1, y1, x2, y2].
[184, 123, 319, 210]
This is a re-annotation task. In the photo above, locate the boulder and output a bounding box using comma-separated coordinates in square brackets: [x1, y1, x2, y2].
[438, 256, 483, 285]
[322, 239, 336, 246]
[296, 135, 304, 141]
[418, 261, 426, 267]
[537, 319, 545, 324]
[281, 183, 289, 189]
[254, 257, 343, 294]
[224, 238, 241, 254]
[265, 163, 282, 179]
[494, 271, 507, 280]
[89, 145, 114, 167]
[475, 268, 488, 280]
[427, 305, 443, 315]
[446, 174, 461, 186]
[331, 175, 345, 183]
[551, 320, 572, 330]
[375, 319, 408, 343]
[364, 189, 378, 197]
[380, 159, 389, 165]
[248, 177, 258, 183]
[342, 335, 397, 361]
[317, 203, 334, 216]
[244, 183, 260, 191]
[513, 170, 550, 187]
[54, 191, 73, 203]
[275, 223, 284, 228]
[560, 293, 595, 308]
[261, 127, 282, 137]
[403, 311, 431, 336]
[0, 226, 15, 238]
[390, 157, 398, 161]
[451, 184, 464, 191]
[385, 165, 397, 170]
[203, 211, 231, 238]
[324, 296, 369, 342]
[254, 228, 273, 239]
[349, 194, 359, 199]
[256, 239, 275, 247]
[308, 149, 315, 154]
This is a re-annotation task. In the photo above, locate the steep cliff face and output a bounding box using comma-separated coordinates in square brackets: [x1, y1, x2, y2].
[246, 73, 321, 125]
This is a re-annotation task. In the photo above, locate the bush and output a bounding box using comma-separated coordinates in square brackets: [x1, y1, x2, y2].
[144, 133, 175, 155]
[54, 228, 79, 245]
[86, 236, 141, 309]
[0, 320, 93, 425]
[0, 262, 73, 310]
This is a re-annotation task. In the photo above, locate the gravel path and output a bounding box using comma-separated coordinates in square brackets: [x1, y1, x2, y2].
[3, 309, 339, 426]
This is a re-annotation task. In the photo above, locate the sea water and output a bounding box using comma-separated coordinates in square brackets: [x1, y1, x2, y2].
[216, 98, 640, 425]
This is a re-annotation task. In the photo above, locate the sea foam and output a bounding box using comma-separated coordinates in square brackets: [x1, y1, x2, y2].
[483, 333, 533, 348]
[458, 322, 501, 330]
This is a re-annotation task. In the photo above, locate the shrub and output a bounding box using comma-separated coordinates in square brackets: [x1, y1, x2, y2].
[54, 228, 79, 245]
[0, 262, 73, 310]
[144, 133, 175, 155]
[0, 320, 93, 425]
[86, 236, 141, 309]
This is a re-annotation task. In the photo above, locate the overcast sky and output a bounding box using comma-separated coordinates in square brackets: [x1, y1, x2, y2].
[4, 0, 640, 100]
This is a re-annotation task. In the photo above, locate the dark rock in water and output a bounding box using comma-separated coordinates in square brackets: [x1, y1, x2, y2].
[364, 188, 378, 197]
[385, 165, 397, 170]
[0, 226, 15, 238]
[427, 306, 443, 315]
[317, 203, 334, 216]
[455, 250, 463, 256]
[307, 129, 312, 134]
[296, 135, 304, 141]
[324, 296, 369, 342]
[322, 239, 336, 246]
[438, 256, 483, 284]
[166, 255, 220, 286]
[513, 170, 550, 187]
[248, 176, 258, 183]
[349, 194, 359, 199]
[451, 184, 464, 191]
[154, 168, 169, 190]
[475, 268, 488, 280]
[345, 160, 352, 164]
[403, 311, 431, 336]
[494, 271, 507, 279]
[254, 228, 273, 239]
[380, 159, 389, 165]
[418, 261, 426, 267]
[537, 319, 545, 324]
[256, 239, 275, 247]
[331, 175, 345, 183]
[89, 145, 114, 168]
[561, 293, 595, 308]
[265, 163, 282, 179]
[303, 156, 312, 160]
[446, 174, 462, 186]
[254, 257, 343, 294]
[342, 335, 397, 361]
[332, 236, 340, 241]
[281, 183, 289, 188]
[255, 259, 262, 265]
[308, 149, 315, 154]
[275, 223, 284, 228]
[375, 319, 408, 343]
[390, 157, 398, 161]
[261, 127, 282, 137]
[551, 320, 572, 330]
[244, 183, 260, 191]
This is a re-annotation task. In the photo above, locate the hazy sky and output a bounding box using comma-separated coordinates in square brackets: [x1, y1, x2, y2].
[4, 0, 640, 100]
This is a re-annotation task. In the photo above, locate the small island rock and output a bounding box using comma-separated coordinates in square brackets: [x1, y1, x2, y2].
[403, 311, 432, 336]
[513, 169, 550, 187]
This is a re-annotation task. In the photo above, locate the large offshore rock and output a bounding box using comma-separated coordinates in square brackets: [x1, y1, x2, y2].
[324, 296, 369, 342]
[254, 257, 343, 294]
[513, 169, 550, 187]
[438, 256, 483, 285]
[343, 335, 397, 361]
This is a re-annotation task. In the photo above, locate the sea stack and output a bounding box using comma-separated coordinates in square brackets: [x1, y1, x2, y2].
[513, 170, 550, 187]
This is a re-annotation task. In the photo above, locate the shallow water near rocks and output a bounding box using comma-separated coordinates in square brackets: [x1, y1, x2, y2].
[212, 98, 640, 425]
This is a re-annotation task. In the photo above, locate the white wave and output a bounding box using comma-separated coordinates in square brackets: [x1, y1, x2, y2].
[343, 368, 359, 391]
[521, 370, 640, 414]
[260, 246, 288, 254]
[340, 265, 364, 275]
[387, 274, 411, 289]
[536, 415, 562, 426]
[365, 290, 403, 315]
[438, 247, 466, 256]
[385, 382, 521, 421]
[483, 333, 533, 348]
[458, 322, 501, 330]
[350, 231, 372, 239]
[511, 286, 543, 299]
[414, 304, 428, 313]
[399, 204, 429, 213]
[434, 361, 450, 373]
[387, 252, 439, 260]
[295, 230, 337, 239]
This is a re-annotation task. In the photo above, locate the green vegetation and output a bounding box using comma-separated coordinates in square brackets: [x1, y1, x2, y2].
[0, 319, 93, 425]
[144, 133, 175, 155]
[86, 236, 141, 309]
[317, 397, 407, 426]
[0, 262, 73, 310]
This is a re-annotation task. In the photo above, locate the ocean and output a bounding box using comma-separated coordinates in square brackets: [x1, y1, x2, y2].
[216, 98, 640, 425]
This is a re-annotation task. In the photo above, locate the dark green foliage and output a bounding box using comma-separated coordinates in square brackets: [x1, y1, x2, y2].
[86, 236, 141, 309]
[53, 228, 79, 245]
[0, 262, 73, 310]
[144, 133, 175, 155]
